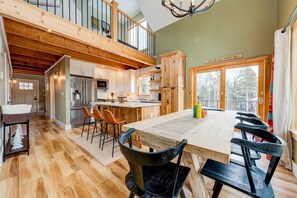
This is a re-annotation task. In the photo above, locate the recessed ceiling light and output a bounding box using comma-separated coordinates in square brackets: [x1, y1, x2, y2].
[47, 29, 52, 32]
[102, 66, 105, 68]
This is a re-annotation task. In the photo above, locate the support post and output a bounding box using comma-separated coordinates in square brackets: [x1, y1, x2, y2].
[111, 0, 118, 42]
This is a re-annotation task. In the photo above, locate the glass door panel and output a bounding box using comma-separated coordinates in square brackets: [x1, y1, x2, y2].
[225, 65, 259, 113]
[196, 71, 220, 109]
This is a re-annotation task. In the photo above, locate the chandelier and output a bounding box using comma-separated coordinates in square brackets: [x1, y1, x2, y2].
[162, 0, 216, 18]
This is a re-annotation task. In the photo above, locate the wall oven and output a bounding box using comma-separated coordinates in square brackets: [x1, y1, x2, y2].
[97, 79, 109, 90]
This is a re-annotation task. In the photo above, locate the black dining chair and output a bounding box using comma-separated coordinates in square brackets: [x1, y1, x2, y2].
[119, 128, 191, 198]
[201, 124, 285, 198]
[232, 116, 269, 165]
[236, 112, 261, 120]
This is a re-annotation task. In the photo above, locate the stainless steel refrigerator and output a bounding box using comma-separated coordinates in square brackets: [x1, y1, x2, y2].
[70, 75, 96, 126]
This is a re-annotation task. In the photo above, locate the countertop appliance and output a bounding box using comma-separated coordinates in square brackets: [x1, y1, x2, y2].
[117, 96, 127, 103]
[70, 75, 96, 126]
[96, 79, 109, 90]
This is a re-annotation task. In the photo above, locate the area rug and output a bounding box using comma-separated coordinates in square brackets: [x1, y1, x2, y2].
[71, 133, 123, 166]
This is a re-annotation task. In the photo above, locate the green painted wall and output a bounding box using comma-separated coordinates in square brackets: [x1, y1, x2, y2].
[155, 0, 277, 107]
[45, 56, 71, 125]
[277, 0, 297, 28]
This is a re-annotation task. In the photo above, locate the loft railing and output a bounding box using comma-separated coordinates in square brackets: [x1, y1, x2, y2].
[24, 0, 156, 57]
[117, 9, 156, 57]
[24, 0, 111, 37]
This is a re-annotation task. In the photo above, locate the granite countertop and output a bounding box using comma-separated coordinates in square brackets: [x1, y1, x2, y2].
[91, 101, 161, 108]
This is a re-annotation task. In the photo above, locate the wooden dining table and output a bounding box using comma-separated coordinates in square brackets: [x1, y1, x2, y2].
[122, 109, 236, 198]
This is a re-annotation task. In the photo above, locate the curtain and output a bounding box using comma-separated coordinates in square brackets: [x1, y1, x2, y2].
[273, 28, 292, 170]
[268, 49, 274, 132]
[292, 24, 297, 131]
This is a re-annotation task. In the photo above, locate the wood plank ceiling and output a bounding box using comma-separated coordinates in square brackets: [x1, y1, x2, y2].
[4, 18, 150, 76]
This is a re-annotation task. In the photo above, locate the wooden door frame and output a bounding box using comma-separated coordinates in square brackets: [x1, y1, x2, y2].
[189, 55, 271, 121]
[49, 75, 55, 120]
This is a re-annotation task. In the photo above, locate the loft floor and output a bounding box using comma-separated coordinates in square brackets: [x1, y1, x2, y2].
[0, 115, 296, 197]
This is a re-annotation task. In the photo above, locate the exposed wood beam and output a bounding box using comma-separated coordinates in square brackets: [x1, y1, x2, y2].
[9, 46, 60, 61]
[13, 65, 47, 72]
[7, 34, 133, 70]
[13, 68, 44, 76]
[0, 0, 156, 66]
[4, 19, 141, 69]
[11, 60, 50, 68]
[10, 54, 55, 65]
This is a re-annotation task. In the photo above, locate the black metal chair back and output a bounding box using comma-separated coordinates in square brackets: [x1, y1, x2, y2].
[236, 116, 269, 130]
[233, 124, 285, 191]
[119, 128, 188, 196]
[236, 112, 261, 119]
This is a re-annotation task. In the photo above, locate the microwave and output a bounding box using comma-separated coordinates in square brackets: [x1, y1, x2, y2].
[97, 79, 109, 90]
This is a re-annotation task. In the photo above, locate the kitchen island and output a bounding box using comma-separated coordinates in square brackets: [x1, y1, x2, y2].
[91, 102, 161, 123]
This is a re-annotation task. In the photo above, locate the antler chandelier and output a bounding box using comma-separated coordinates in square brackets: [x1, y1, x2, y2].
[162, 0, 216, 18]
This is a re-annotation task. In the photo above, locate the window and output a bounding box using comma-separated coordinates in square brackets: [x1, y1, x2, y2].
[129, 19, 148, 51]
[190, 56, 270, 119]
[138, 76, 150, 95]
[19, 82, 34, 90]
[226, 66, 259, 113]
[196, 71, 220, 109]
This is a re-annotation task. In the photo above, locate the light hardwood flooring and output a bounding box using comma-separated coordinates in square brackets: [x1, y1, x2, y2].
[0, 114, 297, 198]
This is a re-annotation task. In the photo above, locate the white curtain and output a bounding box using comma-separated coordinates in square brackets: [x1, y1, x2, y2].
[292, 24, 297, 132]
[273, 28, 293, 170]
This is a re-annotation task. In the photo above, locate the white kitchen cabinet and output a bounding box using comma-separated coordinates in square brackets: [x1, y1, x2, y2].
[116, 71, 124, 93]
[70, 59, 95, 78]
[95, 67, 109, 79]
[124, 70, 136, 94]
[108, 71, 117, 93]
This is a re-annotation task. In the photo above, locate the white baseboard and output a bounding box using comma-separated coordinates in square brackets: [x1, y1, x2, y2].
[53, 119, 72, 130]
[293, 160, 297, 178]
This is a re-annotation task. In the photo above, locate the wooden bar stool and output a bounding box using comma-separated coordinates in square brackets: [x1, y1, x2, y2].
[91, 109, 105, 146]
[81, 106, 94, 141]
[101, 109, 126, 157]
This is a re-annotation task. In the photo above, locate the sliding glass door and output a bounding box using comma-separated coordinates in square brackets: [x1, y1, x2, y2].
[190, 56, 271, 120]
[196, 71, 220, 109]
[225, 65, 259, 113]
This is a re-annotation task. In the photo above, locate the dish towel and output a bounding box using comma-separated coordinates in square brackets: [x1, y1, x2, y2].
[273, 28, 293, 170]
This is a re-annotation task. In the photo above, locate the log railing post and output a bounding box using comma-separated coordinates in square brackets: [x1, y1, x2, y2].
[111, 0, 118, 41]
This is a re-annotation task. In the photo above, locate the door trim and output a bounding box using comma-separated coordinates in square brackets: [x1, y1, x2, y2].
[189, 55, 271, 121]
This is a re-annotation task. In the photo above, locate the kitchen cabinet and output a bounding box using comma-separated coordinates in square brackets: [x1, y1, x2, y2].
[124, 70, 136, 94]
[160, 51, 186, 88]
[160, 51, 186, 115]
[95, 67, 109, 79]
[108, 71, 117, 93]
[70, 59, 95, 78]
[116, 71, 124, 93]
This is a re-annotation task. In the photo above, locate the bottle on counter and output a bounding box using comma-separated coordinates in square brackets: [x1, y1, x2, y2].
[196, 101, 202, 119]
[193, 105, 197, 118]
[202, 109, 206, 118]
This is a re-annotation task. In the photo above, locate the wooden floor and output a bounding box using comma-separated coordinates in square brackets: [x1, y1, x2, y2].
[0, 114, 297, 198]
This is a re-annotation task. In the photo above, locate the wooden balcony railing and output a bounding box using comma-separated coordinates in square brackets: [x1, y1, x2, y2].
[23, 0, 156, 57]
[198, 99, 258, 113]
[117, 9, 156, 57]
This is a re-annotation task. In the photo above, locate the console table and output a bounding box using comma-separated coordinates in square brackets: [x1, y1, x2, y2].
[2, 113, 30, 162]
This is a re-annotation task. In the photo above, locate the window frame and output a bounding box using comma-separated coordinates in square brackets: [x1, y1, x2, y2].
[189, 56, 271, 121]
[137, 74, 151, 96]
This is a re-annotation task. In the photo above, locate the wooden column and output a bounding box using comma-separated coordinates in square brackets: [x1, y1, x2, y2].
[111, 0, 119, 42]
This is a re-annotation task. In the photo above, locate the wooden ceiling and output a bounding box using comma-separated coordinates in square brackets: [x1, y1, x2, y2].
[4, 18, 152, 76]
